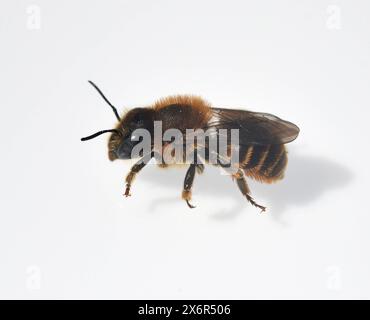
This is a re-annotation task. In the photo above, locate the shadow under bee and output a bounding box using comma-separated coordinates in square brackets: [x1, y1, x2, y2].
[250, 153, 353, 221]
[139, 152, 353, 222]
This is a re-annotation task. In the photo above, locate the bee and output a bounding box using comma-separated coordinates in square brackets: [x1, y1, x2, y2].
[81, 81, 299, 211]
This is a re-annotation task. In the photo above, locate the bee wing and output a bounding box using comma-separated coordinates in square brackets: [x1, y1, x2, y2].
[207, 108, 300, 146]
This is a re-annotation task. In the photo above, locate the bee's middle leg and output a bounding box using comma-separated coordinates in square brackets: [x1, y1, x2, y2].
[233, 169, 266, 212]
[182, 162, 204, 209]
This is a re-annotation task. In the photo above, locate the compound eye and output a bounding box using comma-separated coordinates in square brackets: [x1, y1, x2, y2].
[130, 118, 143, 127]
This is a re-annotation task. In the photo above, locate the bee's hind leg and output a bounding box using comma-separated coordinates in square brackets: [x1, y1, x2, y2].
[233, 169, 266, 212]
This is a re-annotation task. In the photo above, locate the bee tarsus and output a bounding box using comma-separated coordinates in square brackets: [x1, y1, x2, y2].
[186, 200, 196, 209]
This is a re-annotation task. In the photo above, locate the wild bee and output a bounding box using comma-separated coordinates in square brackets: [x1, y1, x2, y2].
[81, 81, 299, 211]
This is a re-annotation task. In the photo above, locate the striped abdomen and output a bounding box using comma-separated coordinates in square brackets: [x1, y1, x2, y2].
[240, 144, 287, 183]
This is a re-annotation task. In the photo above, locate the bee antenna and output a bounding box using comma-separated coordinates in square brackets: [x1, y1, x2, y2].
[88, 80, 121, 121]
[81, 129, 121, 141]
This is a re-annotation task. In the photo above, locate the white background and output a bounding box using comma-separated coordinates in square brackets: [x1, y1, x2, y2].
[1, 0, 369, 299]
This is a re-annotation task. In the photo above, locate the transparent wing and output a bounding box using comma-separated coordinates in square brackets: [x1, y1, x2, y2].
[208, 107, 300, 145]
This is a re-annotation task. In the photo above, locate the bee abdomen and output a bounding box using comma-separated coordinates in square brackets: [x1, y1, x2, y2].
[241, 144, 287, 182]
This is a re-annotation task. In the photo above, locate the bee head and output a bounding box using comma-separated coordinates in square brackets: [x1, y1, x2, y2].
[107, 108, 154, 161]
[81, 81, 154, 161]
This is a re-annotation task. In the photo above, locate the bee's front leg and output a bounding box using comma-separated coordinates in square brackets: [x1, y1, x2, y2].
[124, 153, 153, 197]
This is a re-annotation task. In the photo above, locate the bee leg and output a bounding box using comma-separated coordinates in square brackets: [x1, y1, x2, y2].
[233, 170, 266, 212]
[124, 153, 153, 197]
[196, 163, 205, 174]
[182, 164, 198, 209]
